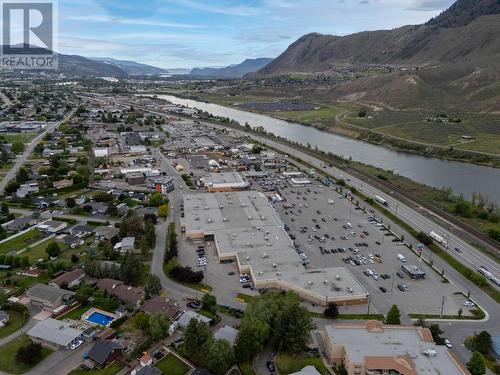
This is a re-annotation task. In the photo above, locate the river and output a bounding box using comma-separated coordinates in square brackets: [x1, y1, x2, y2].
[157, 95, 500, 204]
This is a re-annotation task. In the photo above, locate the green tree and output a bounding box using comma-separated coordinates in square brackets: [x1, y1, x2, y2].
[144, 219, 156, 248]
[234, 316, 270, 363]
[149, 312, 170, 341]
[149, 192, 166, 207]
[11, 142, 25, 154]
[0, 290, 7, 307]
[467, 351, 486, 375]
[16, 341, 42, 364]
[157, 204, 169, 219]
[134, 311, 150, 331]
[1, 203, 9, 215]
[15, 167, 30, 184]
[429, 324, 445, 345]
[202, 293, 217, 314]
[207, 339, 235, 375]
[272, 292, 315, 352]
[184, 319, 212, 363]
[46, 242, 61, 258]
[120, 252, 144, 286]
[385, 305, 401, 325]
[474, 331, 492, 355]
[324, 303, 339, 319]
[76, 283, 94, 305]
[145, 274, 162, 298]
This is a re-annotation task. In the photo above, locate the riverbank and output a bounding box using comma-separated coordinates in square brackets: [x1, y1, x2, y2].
[157, 90, 500, 168]
[153, 93, 500, 205]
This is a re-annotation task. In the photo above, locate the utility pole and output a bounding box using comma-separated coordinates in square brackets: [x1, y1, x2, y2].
[366, 296, 371, 317]
[440, 295, 445, 318]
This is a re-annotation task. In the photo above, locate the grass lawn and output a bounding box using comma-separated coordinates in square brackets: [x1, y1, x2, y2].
[0, 133, 38, 143]
[21, 238, 61, 261]
[156, 353, 189, 375]
[0, 311, 29, 339]
[235, 293, 255, 303]
[0, 335, 53, 374]
[0, 230, 46, 255]
[275, 353, 330, 375]
[57, 305, 91, 320]
[239, 361, 256, 375]
[68, 362, 124, 375]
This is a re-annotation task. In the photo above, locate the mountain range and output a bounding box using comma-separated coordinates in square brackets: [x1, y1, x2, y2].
[190, 58, 273, 78]
[258, 0, 500, 76]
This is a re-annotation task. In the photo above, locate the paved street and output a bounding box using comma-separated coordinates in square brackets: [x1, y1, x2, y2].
[0, 109, 76, 195]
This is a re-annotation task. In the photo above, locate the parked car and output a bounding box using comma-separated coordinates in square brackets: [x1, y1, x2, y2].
[266, 361, 276, 373]
[444, 339, 452, 348]
[463, 301, 475, 307]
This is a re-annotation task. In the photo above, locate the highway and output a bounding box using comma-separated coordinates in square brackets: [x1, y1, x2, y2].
[0, 109, 76, 195]
[208, 122, 500, 281]
[132, 100, 500, 283]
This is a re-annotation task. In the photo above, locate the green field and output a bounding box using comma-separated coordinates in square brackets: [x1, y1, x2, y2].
[0, 311, 29, 339]
[68, 362, 123, 375]
[156, 353, 189, 375]
[274, 105, 346, 127]
[275, 353, 329, 375]
[0, 335, 53, 374]
[0, 230, 46, 256]
[0, 133, 38, 143]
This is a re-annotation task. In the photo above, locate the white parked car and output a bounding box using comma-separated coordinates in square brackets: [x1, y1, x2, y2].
[463, 301, 475, 307]
[70, 340, 83, 350]
[444, 339, 452, 348]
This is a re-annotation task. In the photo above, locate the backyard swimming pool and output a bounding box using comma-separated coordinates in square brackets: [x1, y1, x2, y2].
[86, 311, 115, 326]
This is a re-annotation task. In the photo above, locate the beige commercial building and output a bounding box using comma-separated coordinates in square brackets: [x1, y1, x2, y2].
[322, 321, 470, 375]
[182, 191, 368, 306]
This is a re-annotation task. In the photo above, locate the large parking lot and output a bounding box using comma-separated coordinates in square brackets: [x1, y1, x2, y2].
[268, 181, 471, 316]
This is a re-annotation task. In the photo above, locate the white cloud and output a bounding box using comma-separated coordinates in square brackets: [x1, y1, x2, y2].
[66, 14, 203, 28]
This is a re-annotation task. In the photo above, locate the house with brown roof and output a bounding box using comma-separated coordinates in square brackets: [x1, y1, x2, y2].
[49, 269, 85, 288]
[140, 296, 182, 320]
[96, 278, 144, 307]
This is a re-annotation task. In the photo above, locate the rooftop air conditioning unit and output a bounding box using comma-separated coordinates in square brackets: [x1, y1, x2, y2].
[336, 275, 341, 280]
[207, 219, 213, 223]
[219, 205, 223, 209]
[248, 216, 253, 220]
[257, 227, 261, 231]
[258, 272, 264, 276]
[246, 256, 250, 260]
[323, 280, 329, 285]
[264, 236, 269, 240]
[262, 253, 268, 258]
[223, 218, 228, 222]
[204, 206, 209, 210]
[267, 243, 272, 246]
[308, 281, 313, 286]
[276, 272, 281, 276]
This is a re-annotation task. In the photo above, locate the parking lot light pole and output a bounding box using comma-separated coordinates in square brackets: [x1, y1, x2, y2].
[366, 296, 371, 317]
[440, 295, 445, 318]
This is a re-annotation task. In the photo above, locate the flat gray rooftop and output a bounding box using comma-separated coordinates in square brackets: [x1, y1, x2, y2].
[182, 191, 368, 302]
[325, 324, 465, 374]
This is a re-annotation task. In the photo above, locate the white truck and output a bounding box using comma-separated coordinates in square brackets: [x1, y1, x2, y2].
[375, 195, 388, 207]
[429, 231, 447, 246]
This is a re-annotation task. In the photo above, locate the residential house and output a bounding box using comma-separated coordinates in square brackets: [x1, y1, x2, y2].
[69, 224, 93, 238]
[139, 352, 153, 367]
[1, 217, 37, 232]
[64, 235, 84, 248]
[53, 179, 73, 190]
[0, 310, 9, 327]
[88, 340, 123, 368]
[16, 182, 39, 198]
[289, 366, 321, 375]
[213, 325, 238, 346]
[38, 220, 68, 234]
[95, 226, 120, 242]
[27, 283, 76, 311]
[27, 318, 83, 349]
[177, 310, 211, 328]
[86, 201, 109, 215]
[140, 296, 182, 320]
[49, 269, 85, 288]
[96, 278, 144, 307]
[113, 237, 135, 253]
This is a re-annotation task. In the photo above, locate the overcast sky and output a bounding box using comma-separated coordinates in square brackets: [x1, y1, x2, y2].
[57, 0, 456, 69]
